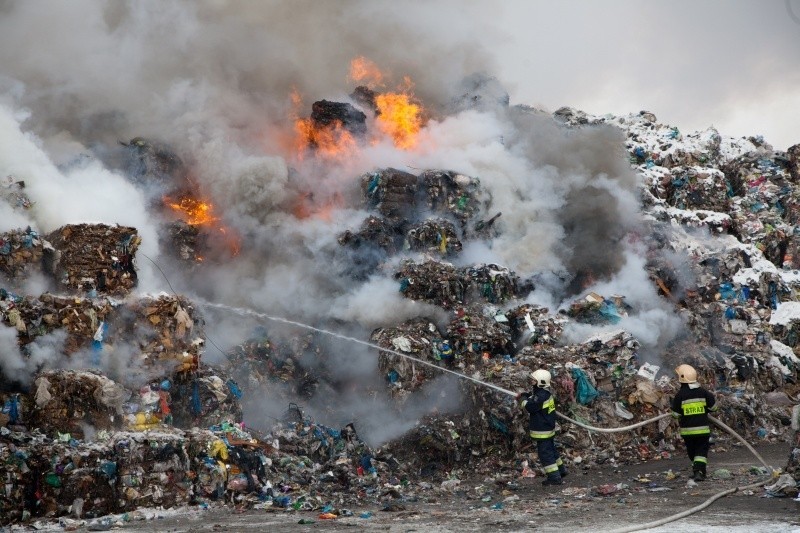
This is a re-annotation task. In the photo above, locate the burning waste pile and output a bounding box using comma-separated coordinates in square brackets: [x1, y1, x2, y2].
[3, 49, 800, 526]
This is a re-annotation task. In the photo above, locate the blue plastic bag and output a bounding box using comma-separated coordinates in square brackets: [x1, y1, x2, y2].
[571, 368, 599, 405]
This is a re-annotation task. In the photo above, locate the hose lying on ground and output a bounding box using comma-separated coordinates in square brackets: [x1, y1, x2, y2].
[709, 415, 773, 473]
[556, 411, 775, 474]
[556, 411, 777, 532]
[607, 479, 770, 533]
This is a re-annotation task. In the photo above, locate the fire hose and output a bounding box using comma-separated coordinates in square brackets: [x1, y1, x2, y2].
[191, 299, 780, 531]
[557, 411, 776, 533]
[145, 257, 782, 531]
[556, 406, 777, 533]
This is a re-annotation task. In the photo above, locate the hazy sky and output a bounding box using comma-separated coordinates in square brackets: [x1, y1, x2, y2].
[486, 0, 800, 149]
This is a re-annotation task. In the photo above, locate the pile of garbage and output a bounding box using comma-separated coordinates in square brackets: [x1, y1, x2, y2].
[405, 218, 462, 256]
[46, 224, 141, 296]
[0, 291, 116, 353]
[352, 167, 489, 239]
[5, 101, 800, 524]
[0, 292, 202, 368]
[1, 387, 419, 526]
[395, 260, 523, 308]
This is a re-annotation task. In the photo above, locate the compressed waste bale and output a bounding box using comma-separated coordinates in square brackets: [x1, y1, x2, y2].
[662, 167, 731, 212]
[0, 293, 207, 375]
[405, 218, 462, 256]
[121, 137, 185, 187]
[361, 168, 419, 222]
[505, 303, 566, 348]
[310, 100, 367, 138]
[463, 263, 520, 304]
[0, 291, 118, 356]
[27, 369, 130, 437]
[224, 330, 341, 404]
[0, 227, 46, 282]
[787, 143, 800, 181]
[394, 260, 522, 309]
[371, 317, 446, 391]
[418, 169, 488, 229]
[446, 304, 514, 363]
[449, 73, 510, 114]
[395, 259, 465, 308]
[46, 224, 141, 296]
[165, 220, 207, 264]
[338, 215, 401, 254]
[0, 176, 33, 207]
[0, 426, 268, 525]
[350, 85, 378, 113]
[169, 365, 243, 428]
[114, 295, 203, 370]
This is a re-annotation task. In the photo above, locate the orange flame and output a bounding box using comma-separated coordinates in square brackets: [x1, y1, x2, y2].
[291, 88, 358, 161]
[291, 59, 425, 155]
[375, 92, 423, 149]
[294, 117, 357, 160]
[349, 56, 384, 88]
[167, 196, 219, 225]
[164, 194, 241, 258]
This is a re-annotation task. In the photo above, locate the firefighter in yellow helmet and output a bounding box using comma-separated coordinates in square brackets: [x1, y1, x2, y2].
[518, 369, 567, 486]
[671, 364, 718, 481]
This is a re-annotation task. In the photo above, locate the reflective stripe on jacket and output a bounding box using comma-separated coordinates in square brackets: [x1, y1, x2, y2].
[671, 383, 717, 436]
[521, 386, 556, 437]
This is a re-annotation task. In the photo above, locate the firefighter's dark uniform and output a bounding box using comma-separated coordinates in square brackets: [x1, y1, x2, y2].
[521, 387, 565, 483]
[671, 383, 717, 479]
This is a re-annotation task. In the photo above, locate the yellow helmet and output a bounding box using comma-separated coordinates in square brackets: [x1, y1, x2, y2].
[675, 364, 697, 384]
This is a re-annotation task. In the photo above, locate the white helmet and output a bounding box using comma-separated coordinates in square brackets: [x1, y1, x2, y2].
[531, 369, 551, 388]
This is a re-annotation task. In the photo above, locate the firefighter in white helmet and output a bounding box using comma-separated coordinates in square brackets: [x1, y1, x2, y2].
[518, 369, 567, 485]
[671, 364, 718, 481]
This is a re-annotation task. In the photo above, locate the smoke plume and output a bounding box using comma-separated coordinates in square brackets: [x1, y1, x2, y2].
[0, 0, 684, 443]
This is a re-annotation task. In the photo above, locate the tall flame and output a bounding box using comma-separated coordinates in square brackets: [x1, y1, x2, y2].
[292, 59, 425, 155]
[375, 91, 423, 149]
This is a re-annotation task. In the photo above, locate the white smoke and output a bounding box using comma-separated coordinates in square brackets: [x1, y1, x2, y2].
[0, 0, 688, 443]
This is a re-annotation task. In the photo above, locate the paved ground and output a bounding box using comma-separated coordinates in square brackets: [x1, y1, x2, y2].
[88, 442, 799, 532]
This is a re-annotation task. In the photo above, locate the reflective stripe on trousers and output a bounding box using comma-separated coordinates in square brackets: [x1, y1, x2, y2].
[680, 426, 710, 436]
